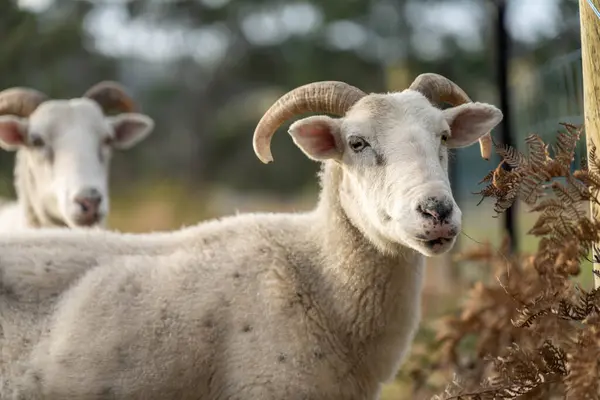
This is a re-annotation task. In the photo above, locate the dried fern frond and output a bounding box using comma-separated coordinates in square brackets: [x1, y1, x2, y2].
[563, 314, 600, 399]
[427, 124, 600, 400]
[475, 127, 585, 214]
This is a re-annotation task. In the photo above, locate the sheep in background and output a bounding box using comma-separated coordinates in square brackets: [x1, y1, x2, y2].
[0, 73, 502, 400]
[0, 81, 155, 232]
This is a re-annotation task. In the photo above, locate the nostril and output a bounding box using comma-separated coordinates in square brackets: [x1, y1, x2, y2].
[74, 188, 102, 215]
[435, 203, 453, 221]
[89, 195, 101, 206]
[75, 197, 100, 213]
[417, 198, 453, 222]
[417, 204, 438, 219]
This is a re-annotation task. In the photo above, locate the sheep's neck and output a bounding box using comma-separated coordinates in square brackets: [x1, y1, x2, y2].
[311, 161, 424, 380]
[13, 152, 67, 229]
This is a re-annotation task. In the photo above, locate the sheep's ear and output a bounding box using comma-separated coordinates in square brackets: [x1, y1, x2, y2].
[443, 103, 503, 148]
[288, 115, 343, 161]
[0, 116, 28, 151]
[107, 113, 155, 150]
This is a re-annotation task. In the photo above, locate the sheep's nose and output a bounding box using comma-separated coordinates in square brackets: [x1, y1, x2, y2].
[417, 196, 454, 223]
[74, 188, 102, 216]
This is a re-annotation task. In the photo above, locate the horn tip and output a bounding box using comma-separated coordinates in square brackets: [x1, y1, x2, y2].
[257, 153, 274, 164]
[480, 147, 491, 160]
[253, 142, 274, 164]
[479, 132, 493, 160]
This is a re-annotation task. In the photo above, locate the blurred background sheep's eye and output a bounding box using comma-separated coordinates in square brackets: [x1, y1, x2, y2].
[30, 136, 45, 148]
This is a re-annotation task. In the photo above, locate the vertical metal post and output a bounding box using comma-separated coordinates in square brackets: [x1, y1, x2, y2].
[495, 0, 518, 252]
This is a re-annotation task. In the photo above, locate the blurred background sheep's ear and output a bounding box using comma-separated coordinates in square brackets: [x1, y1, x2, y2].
[108, 114, 155, 150]
[0, 117, 28, 151]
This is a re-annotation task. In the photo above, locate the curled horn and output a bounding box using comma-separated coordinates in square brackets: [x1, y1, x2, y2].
[0, 87, 48, 117]
[253, 81, 367, 164]
[408, 73, 493, 160]
[83, 81, 136, 114]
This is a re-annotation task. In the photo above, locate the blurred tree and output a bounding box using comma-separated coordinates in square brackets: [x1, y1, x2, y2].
[0, 0, 584, 199]
[113, 0, 387, 194]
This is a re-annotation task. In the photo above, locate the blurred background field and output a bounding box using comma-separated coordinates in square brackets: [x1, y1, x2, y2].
[0, 0, 589, 398]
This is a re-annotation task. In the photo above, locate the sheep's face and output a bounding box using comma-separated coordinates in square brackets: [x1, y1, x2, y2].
[0, 99, 154, 228]
[288, 91, 502, 256]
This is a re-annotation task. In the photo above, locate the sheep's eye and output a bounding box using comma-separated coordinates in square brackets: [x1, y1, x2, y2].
[103, 137, 114, 146]
[348, 136, 370, 153]
[441, 134, 449, 144]
[30, 136, 45, 148]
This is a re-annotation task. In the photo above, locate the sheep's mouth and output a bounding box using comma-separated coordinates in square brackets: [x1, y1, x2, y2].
[426, 237, 449, 246]
[73, 213, 103, 227]
[416, 237, 453, 248]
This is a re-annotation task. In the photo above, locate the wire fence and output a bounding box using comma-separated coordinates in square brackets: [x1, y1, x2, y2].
[449, 7, 585, 278]
[512, 49, 586, 170]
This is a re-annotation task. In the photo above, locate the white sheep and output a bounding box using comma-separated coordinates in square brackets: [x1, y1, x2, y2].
[0, 81, 155, 232]
[0, 73, 502, 399]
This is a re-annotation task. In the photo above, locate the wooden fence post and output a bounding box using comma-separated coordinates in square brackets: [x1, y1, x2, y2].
[580, 0, 600, 288]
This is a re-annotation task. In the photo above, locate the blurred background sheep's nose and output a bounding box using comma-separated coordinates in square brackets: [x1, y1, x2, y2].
[74, 187, 102, 215]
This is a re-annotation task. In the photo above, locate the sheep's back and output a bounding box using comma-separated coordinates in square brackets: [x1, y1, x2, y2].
[9, 212, 377, 399]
